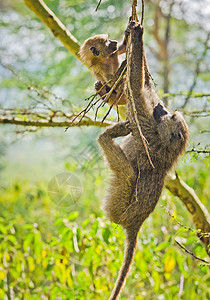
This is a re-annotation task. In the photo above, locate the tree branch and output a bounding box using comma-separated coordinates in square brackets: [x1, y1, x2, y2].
[175, 240, 210, 264]
[153, 2, 167, 61]
[165, 174, 210, 256]
[24, 0, 81, 60]
[0, 115, 110, 128]
[187, 149, 210, 154]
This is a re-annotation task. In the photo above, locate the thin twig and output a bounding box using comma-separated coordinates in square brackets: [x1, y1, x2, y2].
[101, 92, 124, 124]
[140, 0, 144, 25]
[98, 63, 127, 123]
[103, 65, 127, 104]
[66, 81, 110, 130]
[132, 0, 139, 21]
[116, 106, 119, 122]
[186, 149, 210, 154]
[74, 97, 102, 126]
[94, 101, 104, 123]
[1, 63, 75, 111]
[175, 240, 210, 264]
[95, 0, 103, 11]
[166, 208, 210, 238]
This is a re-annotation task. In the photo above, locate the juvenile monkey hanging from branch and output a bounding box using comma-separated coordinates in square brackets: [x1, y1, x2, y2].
[97, 20, 189, 300]
[78, 28, 152, 122]
[78, 0, 151, 124]
[79, 33, 128, 105]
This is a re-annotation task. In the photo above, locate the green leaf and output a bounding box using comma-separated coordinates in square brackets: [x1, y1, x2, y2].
[68, 212, 79, 221]
[6, 235, 17, 245]
[102, 227, 111, 244]
[155, 242, 169, 252]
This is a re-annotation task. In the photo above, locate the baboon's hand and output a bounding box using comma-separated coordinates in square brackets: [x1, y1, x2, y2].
[95, 80, 108, 97]
[114, 120, 131, 132]
[102, 121, 131, 139]
[127, 21, 144, 35]
[94, 80, 103, 91]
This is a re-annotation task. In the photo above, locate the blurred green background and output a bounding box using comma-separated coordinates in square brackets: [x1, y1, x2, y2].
[0, 0, 209, 299]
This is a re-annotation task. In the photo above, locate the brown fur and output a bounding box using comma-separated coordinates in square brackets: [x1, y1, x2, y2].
[97, 22, 189, 300]
[79, 34, 127, 105]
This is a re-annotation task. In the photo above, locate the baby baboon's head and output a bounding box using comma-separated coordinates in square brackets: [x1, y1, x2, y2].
[79, 34, 118, 67]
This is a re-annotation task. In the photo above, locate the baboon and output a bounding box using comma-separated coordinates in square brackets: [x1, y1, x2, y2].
[79, 30, 153, 110]
[97, 22, 189, 300]
[79, 33, 128, 105]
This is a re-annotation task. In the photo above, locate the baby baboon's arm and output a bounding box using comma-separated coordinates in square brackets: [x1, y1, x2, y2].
[95, 59, 127, 104]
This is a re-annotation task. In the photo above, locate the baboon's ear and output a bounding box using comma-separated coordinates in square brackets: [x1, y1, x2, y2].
[90, 46, 100, 56]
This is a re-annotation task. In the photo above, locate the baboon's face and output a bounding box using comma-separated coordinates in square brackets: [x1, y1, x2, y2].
[90, 38, 117, 58]
[154, 104, 189, 152]
[79, 35, 118, 64]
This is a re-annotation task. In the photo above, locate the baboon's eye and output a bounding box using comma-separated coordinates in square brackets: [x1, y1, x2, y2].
[171, 114, 176, 120]
[90, 46, 100, 56]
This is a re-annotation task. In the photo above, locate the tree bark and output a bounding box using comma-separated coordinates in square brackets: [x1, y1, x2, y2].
[24, 0, 81, 60]
[0, 115, 110, 128]
[165, 174, 210, 256]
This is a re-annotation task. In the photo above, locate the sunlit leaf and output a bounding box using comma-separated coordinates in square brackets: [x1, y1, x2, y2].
[164, 254, 176, 273]
[155, 241, 169, 252]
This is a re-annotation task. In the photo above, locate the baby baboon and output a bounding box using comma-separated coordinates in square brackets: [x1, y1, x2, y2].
[79, 33, 127, 105]
[79, 30, 153, 109]
[98, 22, 189, 300]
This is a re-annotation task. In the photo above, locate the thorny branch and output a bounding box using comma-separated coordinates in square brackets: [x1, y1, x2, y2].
[1, 63, 75, 111]
[65, 83, 109, 129]
[163, 93, 210, 98]
[1, 63, 122, 127]
[175, 240, 210, 264]
[186, 149, 210, 154]
[166, 209, 210, 238]
[0, 110, 111, 128]
[183, 110, 210, 118]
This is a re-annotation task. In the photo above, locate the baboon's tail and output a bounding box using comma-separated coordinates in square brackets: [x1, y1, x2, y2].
[109, 230, 138, 300]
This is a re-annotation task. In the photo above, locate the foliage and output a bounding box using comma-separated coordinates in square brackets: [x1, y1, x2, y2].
[0, 197, 209, 300]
